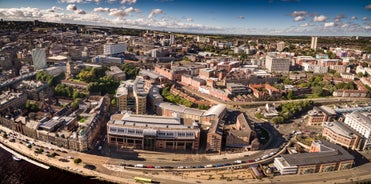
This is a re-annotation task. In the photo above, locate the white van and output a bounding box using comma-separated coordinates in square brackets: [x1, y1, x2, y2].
[234, 160, 242, 164]
[135, 164, 144, 168]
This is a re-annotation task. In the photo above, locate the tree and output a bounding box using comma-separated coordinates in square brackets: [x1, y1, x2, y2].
[287, 90, 294, 100]
[74, 158, 82, 164]
[111, 97, 117, 106]
[357, 72, 364, 78]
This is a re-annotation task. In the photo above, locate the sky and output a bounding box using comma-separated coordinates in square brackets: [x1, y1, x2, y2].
[0, 0, 370, 36]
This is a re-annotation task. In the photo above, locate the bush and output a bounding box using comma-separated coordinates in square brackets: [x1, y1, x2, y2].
[74, 158, 82, 164]
[27, 144, 32, 149]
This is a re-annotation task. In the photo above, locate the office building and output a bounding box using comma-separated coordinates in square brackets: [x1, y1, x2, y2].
[322, 121, 363, 150]
[265, 53, 291, 73]
[344, 111, 371, 150]
[103, 42, 127, 55]
[31, 48, 47, 70]
[107, 113, 200, 151]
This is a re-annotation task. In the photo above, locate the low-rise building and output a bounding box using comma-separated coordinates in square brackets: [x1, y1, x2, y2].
[249, 83, 281, 100]
[226, 113, 258, 150]
[322, 121, 363, 150]
[105, 66, 126, 82]
[274, 140, 354, 175]
[307, 107, 326, 126]
[0, 92, 27, 112]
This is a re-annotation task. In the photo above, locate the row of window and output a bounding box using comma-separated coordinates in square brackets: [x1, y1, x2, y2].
[109, 126, 195, 137]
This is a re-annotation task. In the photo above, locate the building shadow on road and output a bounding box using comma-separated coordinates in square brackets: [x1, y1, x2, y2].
[348, 149, 370, 167]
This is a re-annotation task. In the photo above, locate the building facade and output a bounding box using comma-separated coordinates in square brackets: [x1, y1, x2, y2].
[107, 113, 200, 152]
[344, 111, 371, 150]
[265, 54, 291, 73]
[274, 140, 354, 175]
[103, 42, 127, 55]
[322, 121, 363, 150]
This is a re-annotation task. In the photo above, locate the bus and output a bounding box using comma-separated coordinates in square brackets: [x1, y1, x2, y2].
[134, 177, 152, 183]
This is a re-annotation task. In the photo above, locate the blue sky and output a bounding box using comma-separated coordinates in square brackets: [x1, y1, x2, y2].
[0, 0, 370, 36]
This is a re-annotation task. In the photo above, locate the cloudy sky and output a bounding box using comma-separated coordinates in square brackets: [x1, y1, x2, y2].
[0, 0, 370, 36]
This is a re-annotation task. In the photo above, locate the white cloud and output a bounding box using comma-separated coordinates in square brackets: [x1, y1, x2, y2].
[121, 0, 136, 4]
[313, 15, 327, 22]
[294, 16, 305, 21]
[47, 6, 63, 13]
[365, 4, 371, 10]
[324, 22, 335, 27]
[60, 0, 84, 3]
[350, 16, 357, 20]
[362, 17, 368, 21]
[60, 0, 101, 3]
[0, 7, 43, 19]
[76, 9, 86, 14]
[109, 8, 128, 17]
[239, 16, 245, 19]
[93, 7, 110, 12]
[66, 4, 77, 11]
[148, 8, 164, 19]
[124, 7, 140, 13]
[290, 11, 307, 17]
[186, 18, 193, 22]
[300, 23, 312, 27]
[86, 0, 101, 3]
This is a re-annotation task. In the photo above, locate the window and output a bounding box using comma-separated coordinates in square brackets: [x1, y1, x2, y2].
[110, 127, 117, 132]
[167, 132, 174, 136]
[178, 132, 185, 137]
[158, 132, 166, 136]
[128, 129, 135, 134]
[186, 132, 194, 137]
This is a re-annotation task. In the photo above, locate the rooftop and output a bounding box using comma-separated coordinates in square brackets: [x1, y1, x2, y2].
[324, 121, 360, 138]
[346, 111, 371, 129]
[204, 104, 226, 117]
[281, 140, 354, 166]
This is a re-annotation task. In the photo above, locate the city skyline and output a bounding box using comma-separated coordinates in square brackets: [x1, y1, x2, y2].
[0, 0, 370, 36]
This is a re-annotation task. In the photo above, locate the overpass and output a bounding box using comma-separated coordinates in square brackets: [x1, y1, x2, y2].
[0, 71, 37, 90]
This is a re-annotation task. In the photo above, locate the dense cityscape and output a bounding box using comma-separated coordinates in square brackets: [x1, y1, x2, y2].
[0, 1, 371, 183]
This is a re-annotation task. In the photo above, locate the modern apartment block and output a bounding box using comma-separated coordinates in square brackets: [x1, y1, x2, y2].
[344, 111, 371, 150]
[107, 113, 200, 151]
[116, 77, 148, 114]
[133, 77, 147, 114]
